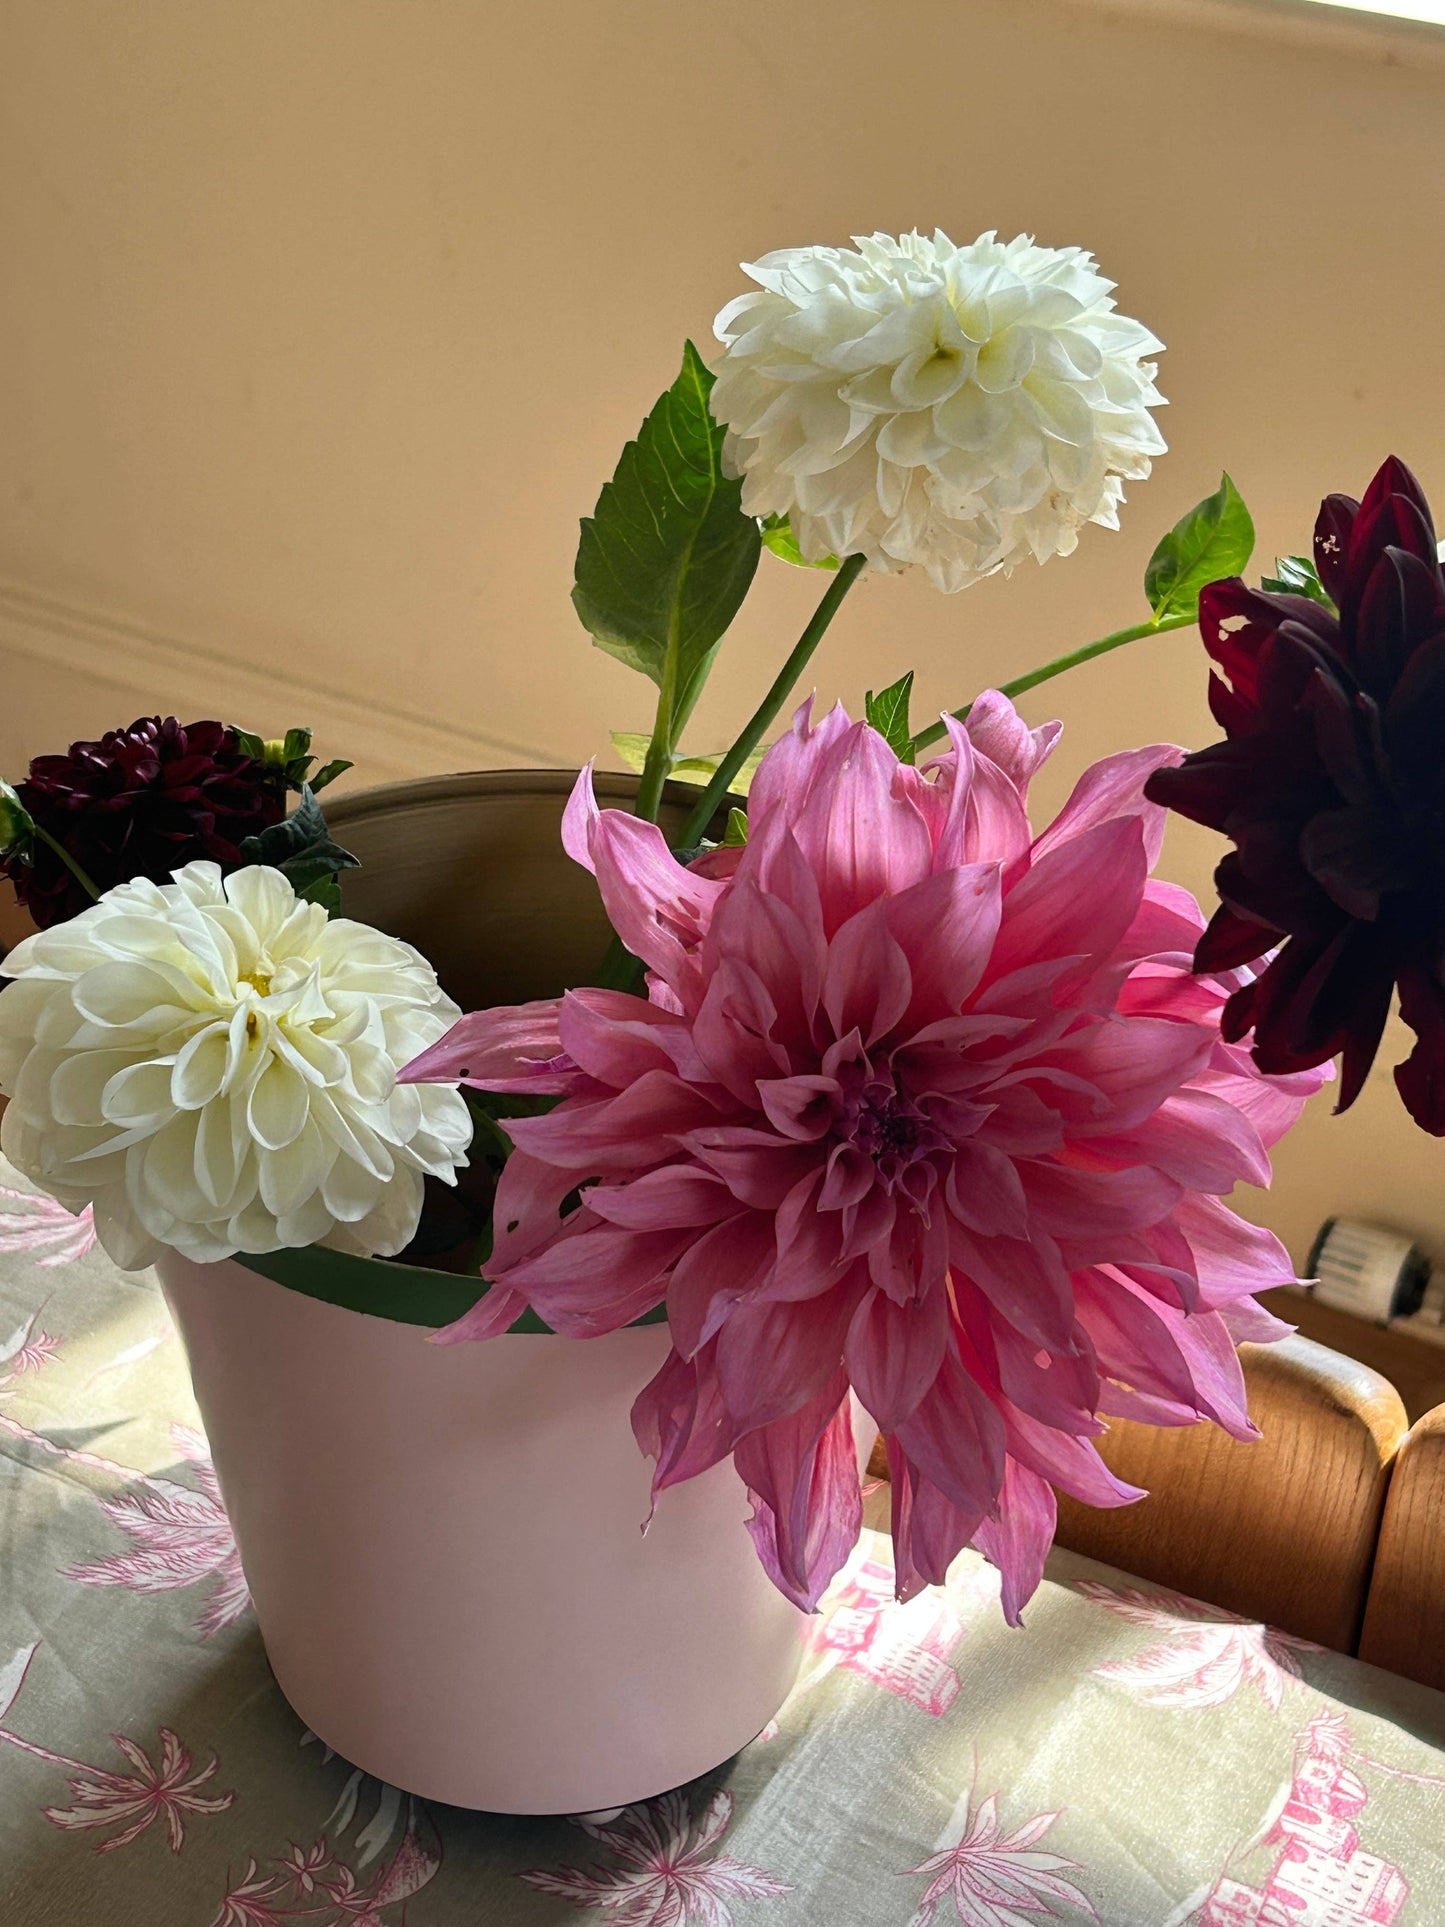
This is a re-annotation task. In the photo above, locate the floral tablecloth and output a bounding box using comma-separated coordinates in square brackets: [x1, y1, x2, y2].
[4, 1154, 1445, 1926]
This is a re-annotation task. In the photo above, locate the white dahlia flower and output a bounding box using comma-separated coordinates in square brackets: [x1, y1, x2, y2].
[0, 862, 471, 1269]
[711, 228, 1167, 592]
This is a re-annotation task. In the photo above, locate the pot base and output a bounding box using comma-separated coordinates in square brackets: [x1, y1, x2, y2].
[159, 1254, 812, 1815]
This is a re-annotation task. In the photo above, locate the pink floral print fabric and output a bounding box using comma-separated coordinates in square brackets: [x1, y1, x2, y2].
[2, 1149, 1445, 1924]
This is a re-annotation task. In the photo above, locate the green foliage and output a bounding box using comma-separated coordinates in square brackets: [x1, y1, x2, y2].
[573, 342, 761, 741]
[232, 725, 352, 795]
[722, 807, 749, 847]
[610, 733, 770, 797]
[239, 784, 359, 913]
[0, 780, 35, 861]
[1144, 475, 1255, 623]
[1261, 553, 1334, 606]
[760, 513, 840, 570]
[865, 671, 916, 764]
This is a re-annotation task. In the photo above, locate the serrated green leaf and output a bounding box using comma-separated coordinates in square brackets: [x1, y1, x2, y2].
[239, 784, 359, 916]
[1261, 553, 1335, 607]
[610, 733, 769, 797]
[574, 342, 761, 740]
[1144, 475, 1255, 623]
[865, 671, 916, 764]
[310, 758, 353, 793]
[760, 513, 840, 571]
[722, 807, 749, 847]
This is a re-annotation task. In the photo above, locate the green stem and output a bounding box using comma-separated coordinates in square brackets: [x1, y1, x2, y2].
[908, 610, 1198, 757]
[33, 825, 101, 902]
[679, 552, 868, 849]
[632, 662, 678, 826]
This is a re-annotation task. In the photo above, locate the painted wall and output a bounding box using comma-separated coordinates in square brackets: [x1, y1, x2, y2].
[3, 0, 1444, 1263]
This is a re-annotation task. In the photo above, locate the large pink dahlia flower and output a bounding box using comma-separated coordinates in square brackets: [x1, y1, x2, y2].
[402, 696, 1326, 1620]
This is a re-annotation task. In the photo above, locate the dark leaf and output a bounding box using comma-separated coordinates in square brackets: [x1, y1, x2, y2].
[239, 783, 359, 916]
[309, 759, 353, 793]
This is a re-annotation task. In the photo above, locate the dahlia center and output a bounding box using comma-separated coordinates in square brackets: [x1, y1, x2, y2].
[845, 1081, 945, 1186]
[240, 969, 272, 997]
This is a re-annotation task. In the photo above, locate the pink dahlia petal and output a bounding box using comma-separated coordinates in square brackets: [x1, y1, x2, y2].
[916, 714, 1033, 872]
[736, 1374, 860, 1610]
[893, 1341, 1007, 1520]
[986, 817, 1150, 990]
[584, 797, 724, 995]
[1003, 1407, 1145, 1511]
[1044, 1016, 1215, 1133]
[691, 958, 791, 1097]
[882, 865, 1002, 1027]
[561, 763, 601, 870]
[632, 1341, 739, 1496]
[972, 1458, 1057, 1626]
[1019, 1162, 1184, 1252]
[887, 1442, 987, 1601]
[493, 1222, 692, 1336]
[1077, 1265, 1251, 1434]
[716, 1282, 865, 1431]
[961, 689, 1062, 795]
[681, 1125, 820, 1208]
[845, 1283, 950, 1432]
[558, 988, 710, 1086]
[757, 1074, 839, 1142]
[433, 1283, 532, 1344]
[585, 1164, 734, 1231]
[743, 697, 850, 838]
[791, 721, 934, 933]
[504, 1069, 728, 1173]
[665, 1211, 778, 1358]
[822, 899, 914, 1046]
[398, 1001, 576, 1093]
[1030, 744, 1183, 868]
[1175, 1194, 1300, 1308]
[1087, 1088, 1271, 1194]
[943, 1141, 1030, 1239]
[947, 1224, 1075, 1353]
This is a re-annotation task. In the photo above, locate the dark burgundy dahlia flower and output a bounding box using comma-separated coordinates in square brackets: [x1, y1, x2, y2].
[1145, 456, 1445, 1132]
[1, 717, 286, 929]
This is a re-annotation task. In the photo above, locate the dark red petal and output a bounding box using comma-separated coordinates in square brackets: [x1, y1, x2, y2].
[1395, 959, 1445, 1135]
[1314, 492, 1359, 601]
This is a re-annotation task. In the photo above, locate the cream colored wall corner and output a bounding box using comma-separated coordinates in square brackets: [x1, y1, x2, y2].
[2, 0, 1443, 1263]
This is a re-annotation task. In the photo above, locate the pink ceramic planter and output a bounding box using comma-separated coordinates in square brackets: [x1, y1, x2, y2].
[157, 1252, 814, 1814]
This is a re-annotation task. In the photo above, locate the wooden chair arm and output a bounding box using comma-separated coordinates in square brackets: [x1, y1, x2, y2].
[1050, 1336, 1406, 1651]
[1359, 1401, 1445, 1689]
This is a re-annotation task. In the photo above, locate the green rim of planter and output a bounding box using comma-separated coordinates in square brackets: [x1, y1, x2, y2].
[234, 1244, 668, 1335]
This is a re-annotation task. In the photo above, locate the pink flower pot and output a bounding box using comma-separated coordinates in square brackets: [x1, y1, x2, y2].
[158, 1249, 814, 1814]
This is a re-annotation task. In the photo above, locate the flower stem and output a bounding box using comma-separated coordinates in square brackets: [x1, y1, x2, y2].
[908, 610, 1198, 757]
[678, 553, 868, 849]
[631, 648, 680, 826]
[32, 825, 101, 903]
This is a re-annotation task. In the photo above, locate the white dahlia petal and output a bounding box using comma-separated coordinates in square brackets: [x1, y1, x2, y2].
[713, 228, 1166, 592]
[0, 861, 470, 1269]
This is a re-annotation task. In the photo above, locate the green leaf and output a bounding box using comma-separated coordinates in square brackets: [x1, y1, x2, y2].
[280, 726, 313, 766]
[610, 733, 769, 797]
[865, 671, 916, 764]
[760, 513, 840, 571]
[722, 807, 749, 847]
[239, 784, 360, 913]
[1261, 554, 1335, 607]
[235, 1233, 667, 1332]
[0, 781, 35, 861]
[232, 728, 267, 764]
[574, 341, 761, 741]
[1144, 475, 1255, 623]
[309, 758, 353, 794]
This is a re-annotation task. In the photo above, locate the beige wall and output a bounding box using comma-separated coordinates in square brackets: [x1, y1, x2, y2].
[3, 0, 1445, 1263]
